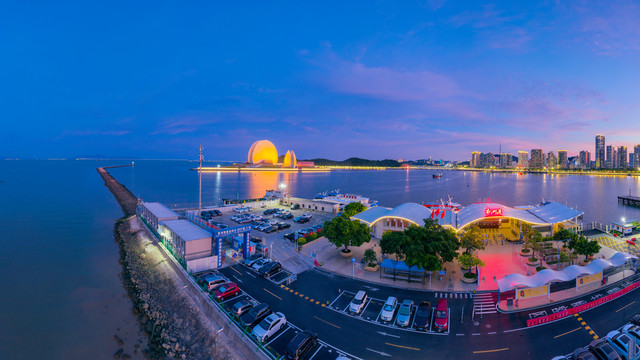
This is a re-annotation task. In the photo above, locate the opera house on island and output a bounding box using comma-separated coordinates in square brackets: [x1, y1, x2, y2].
[200, 140, 326, 172]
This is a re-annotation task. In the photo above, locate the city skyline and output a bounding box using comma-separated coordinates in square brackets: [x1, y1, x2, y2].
[3, 1, 640, 161]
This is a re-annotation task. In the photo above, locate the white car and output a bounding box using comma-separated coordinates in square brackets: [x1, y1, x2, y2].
[349, 290, 367, 314]
[302, 213, 312, 219]
[252, 312, 286, 342]
[380, 296, 398, 322]
[251, 258, 271, 271]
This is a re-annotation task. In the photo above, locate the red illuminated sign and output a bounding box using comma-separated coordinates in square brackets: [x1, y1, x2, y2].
[484, 208, 503, 217]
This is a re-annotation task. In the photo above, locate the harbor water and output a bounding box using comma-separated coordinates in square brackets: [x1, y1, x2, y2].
[1, 159, 640, 359]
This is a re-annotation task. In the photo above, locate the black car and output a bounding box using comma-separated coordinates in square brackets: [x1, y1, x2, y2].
[414, 301, 431, 331]
[278, 223, 291, 230]
[264, 225, 278, 234]
[282, 213, 294, 220]
[294, 216, 310, 224]
[589, 338, 622, 360]
[258, 261, 282, 277]
[285, 329, 317, 360]
[244, 254, 263, 267]
[239, 303, 272, 328]
[284, 232, 298, 242]
[263, 209, 277, 215]
[291, 204, 301, 210]
[212, 209, 222, 216]
[631, 314, 640, 326]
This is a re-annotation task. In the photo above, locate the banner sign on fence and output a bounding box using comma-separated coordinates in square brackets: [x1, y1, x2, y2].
[517, 284, 549, 300]
[527, 281, 640, 327]
[576, 272, 602, 289]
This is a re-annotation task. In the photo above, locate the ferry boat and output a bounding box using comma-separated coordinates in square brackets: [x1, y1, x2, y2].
[433, 173, 443, 179]
[315, 190, 378, 207]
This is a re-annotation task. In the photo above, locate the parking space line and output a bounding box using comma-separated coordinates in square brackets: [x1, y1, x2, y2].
[230, 266, 243, 275]
[329, 291, 346, 307]
[307, 343, 324, 360]
[314, 315, 341, 329]
[264, 288, 282, 301]
[264, 326, 290, 346]
[360, 298, 373, 317]
[385, 342, 420, 351]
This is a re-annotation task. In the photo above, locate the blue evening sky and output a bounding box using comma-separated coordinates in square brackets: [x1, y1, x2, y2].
[1, 1, 639, 161]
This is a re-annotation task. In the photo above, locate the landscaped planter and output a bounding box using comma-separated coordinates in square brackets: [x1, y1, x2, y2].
[461, 274, 478, 283]
[365, 265, 379, 272]
[519, 249, 532, 257]
[526, 258, 540, 266]
[340, 249, 353, 258]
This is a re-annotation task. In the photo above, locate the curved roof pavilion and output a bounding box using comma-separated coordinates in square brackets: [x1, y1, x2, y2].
[352, 203, 432, 227]
[352, 201, 583, 232]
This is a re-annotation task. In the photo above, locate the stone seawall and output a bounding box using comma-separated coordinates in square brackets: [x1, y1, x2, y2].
[98, 167, 260, 360]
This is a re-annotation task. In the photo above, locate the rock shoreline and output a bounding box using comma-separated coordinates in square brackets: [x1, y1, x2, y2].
[99, 167, 257, 360]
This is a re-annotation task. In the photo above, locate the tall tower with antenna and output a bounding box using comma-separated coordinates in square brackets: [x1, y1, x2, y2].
[198, 145, 203, 211]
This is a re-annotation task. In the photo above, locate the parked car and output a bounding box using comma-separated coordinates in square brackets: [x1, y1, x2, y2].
[285, 329, 317, 360]
[298, 228, 314, 236]
[258, 261, 282, 277]
[434, 298, 448, 332]
[278, 223, 291, 230]
[380, 296, 398, 322]
[231, 299, 259, 317]
[244, 254, 263, 267]
[240, 303, 272, 329]
[414, 301, 431, 331]
[294, 216, 310, 224]
[630, 314, 640, 326]
[264, 208, 278, 215]
[213, 282, 240, 301]
[212, 209, 222, 216]
[251, 258, 272, 271]
[396, 299, 414, 327]
[203, 275, 226, 291]
[291, 204, 300, 210]
[349, 290, 367, 314]
[622, 324, 640, 341]
[255, 224, 269, 232]
[589, 338, 622, 360]
[200, 211, 212, 219]
[264, 225, 278, 234]
[282, 213, 294, 220]
[312, 224, 323, 232]
[252, 312, 287, 342]
[284, 232, 298, 242]
[573, 347, 598, 360]
[606, 331, 640, 359]
[302, 213, 312, 219]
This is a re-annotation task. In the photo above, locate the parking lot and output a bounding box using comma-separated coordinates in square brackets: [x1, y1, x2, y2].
[193, 268, 360, 360]
[327, 290, 450, 335]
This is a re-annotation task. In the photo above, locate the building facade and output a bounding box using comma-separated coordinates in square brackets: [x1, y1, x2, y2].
[558, 150, 568, 169]
[579, 151, 591, 169]
[595, 134, 605, 169]
[471, 151, 481, 168]
[618, 146, 628, 169]
[634, 145, 640, 170]
[547, 151, 557, 169]
[530, 149, 543, 169]
[499, 153, 513, 168]
[606, 145, 613, 169]
[518, 151, 528, 169]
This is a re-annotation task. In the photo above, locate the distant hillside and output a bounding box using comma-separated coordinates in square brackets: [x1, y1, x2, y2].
[303, 157, 402, 167]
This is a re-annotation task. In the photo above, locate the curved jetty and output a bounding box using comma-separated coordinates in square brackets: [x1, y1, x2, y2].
[98, 167, 259, 360]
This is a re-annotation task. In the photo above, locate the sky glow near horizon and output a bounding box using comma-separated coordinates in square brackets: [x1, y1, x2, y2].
[1, 1, 640, 161]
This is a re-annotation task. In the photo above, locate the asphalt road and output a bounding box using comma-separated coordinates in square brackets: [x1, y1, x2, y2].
[219, 264, 640, 360]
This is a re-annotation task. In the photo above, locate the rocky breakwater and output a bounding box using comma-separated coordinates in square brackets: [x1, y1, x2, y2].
[99, 167, 259, 360]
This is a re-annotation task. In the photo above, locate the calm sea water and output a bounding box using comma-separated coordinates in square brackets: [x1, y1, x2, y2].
[2, 160, 640, 358]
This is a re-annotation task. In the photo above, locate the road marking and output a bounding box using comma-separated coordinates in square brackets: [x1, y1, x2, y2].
[487, 332, 496, 335]
[581, 321, 586, 325]
[314, 315, 341, 329]
[473, 348, 509, 354]
[472, 333, 481, 335]
[308, 344, 324, 360]
[456, 333, 465, 336]
[265, 326, 289, 345]
[616, 301, 636, 312]
[329, 291, 346, 307]
[230, 266, 243, 275]
[384, 342, 420, 351]
[264, 288, 282, 300]
[366, 348, 392, 357]
[554, 327, 581, 338]
[376, 331, 401, 338]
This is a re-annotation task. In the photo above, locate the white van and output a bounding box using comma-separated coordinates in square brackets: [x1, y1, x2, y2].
[349, 290, 368, 314]
[380, 296, 398, 322]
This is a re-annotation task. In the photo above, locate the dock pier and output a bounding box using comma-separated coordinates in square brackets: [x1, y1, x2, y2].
[618, 195, 640, 206]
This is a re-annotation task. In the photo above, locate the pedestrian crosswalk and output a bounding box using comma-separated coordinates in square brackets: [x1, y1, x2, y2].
[596, 236, 639, 255]
[434, 292, 472, 299]
[472, 293, 497, 317]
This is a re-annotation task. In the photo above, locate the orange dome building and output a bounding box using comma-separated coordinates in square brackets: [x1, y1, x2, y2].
[247, 140, 279, 165]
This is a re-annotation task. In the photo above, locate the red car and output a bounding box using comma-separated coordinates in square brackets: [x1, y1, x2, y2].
[213, 282, 240, 301]
[434, 298, 448, 332]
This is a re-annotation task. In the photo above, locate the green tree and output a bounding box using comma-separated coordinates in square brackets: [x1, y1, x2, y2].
[323, 216, 371, 253]
[522, 224, 543, 261]
[363, 249, 378, 266]
[343, 202, 367, 218]
[457, 253, 486, 276]
[459, 225, 485, 254]
[380, 231, 410, 260]
[569, 235, 601, 261]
